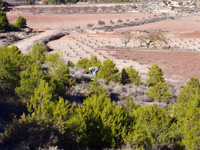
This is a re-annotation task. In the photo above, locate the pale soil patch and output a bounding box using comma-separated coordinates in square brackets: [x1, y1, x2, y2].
[13, 29, 63, 54]
[47, 33, 149, 74]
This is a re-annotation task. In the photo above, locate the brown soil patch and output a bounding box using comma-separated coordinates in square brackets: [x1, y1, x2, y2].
[7, 13, 154, 30]
[118, 15, 200, 33]
[106, 49, 200, 81]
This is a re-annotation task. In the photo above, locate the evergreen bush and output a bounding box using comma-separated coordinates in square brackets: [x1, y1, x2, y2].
[14, 16, 27, 28]
[146, 64, 165, 86]
[0, 7, 9, 33]
[98, 58, 121, 84]
[146, 82, 172, 101]
[121, 67, 141, 85]
[70, 94, 133, 149]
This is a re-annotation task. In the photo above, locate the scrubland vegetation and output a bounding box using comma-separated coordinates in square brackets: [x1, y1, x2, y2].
[0, 42, 200, 150]
[0, 7, 26, 33]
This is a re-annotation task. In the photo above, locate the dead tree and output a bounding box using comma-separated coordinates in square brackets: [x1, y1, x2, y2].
[121, 33, 133, 47]
[137, 30, 168, 48]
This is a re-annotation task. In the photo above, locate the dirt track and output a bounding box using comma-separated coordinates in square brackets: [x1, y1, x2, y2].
[13, 30, 63, 54]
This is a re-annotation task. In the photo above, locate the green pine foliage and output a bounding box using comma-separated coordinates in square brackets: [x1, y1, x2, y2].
[0, 6, 9, 33]
[15, 62, 45, 101]
[46, 53, 75, 87]
[0, 45, 24, 94]
[28, 42, 47, 64]
[146, 64, 165, 86]
[125, 104, 178, 149]
[0, 7, 27, 32]
[86, 78, 107, 97]
[67, 60, 75, 68]
[76, 57, 90, 69]
[1, 116, 60, 149]
[15, 43, 75, 101]
[121, 66, 141, 85]
[147, 82, 172, 101]
[27, 79, 72, 124]
[87, 55, 102, 69]
[70, 94, 133, 149]
[98, 58, 121, 84]
[1, 41, 200, 150]
[121, 68, 129, 85]
[13, 16, 27, 28]
[174, 78, 200, 150]
[123, 97, 139, 114]
[177, 77, 200, 103]
[76, 55, 102, 72]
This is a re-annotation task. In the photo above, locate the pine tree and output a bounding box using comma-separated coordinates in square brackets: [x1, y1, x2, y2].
[0, 45, 24, 93]
[121, 66, 141, 85]
[86, 78, 107, 97]
[98, 58, 121, 84]
[70, 94, 133, 149]
[147, 82, 172, 101]
[121, 68, 129, 85]
[146, 64, 165, 86]
[0, 6, 9, 33]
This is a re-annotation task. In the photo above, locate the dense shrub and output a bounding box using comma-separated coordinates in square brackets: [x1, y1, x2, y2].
[67, 60, 75, 68]
[86, 78, 107, 97]
[146, 64, 165, 86]
[69, 94, 133, 149]
[15, 62, 46, 101]
[0, 7, 27, 32]
[147, 82, 172, 101]
[76, 55, 102, 72]
[76, 58, 90, 69]
[15, 43, 75, 101]
[0, 45, 24, 94]
[174, 78, 200, 150]
[13, 16, 27, 28]
[0, 7, 9, 33]
[1, 40, 200, 150]
[98, 58, 121, 84]
[98, 20, 105, 25]
[47, 57, 75, 87]
[27, 79, 72, 124]
[28, 42, 47, 64]
[177, 77, 200, 103]
[1, 117, 60, 149]
[121, 67, 141, 85]
[125, 104, 180, 149]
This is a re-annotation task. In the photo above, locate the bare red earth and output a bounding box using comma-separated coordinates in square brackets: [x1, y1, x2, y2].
[105, 49, 200, 81]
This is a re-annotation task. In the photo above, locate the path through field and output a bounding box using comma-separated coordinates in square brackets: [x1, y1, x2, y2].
[12, 29, 63, 54]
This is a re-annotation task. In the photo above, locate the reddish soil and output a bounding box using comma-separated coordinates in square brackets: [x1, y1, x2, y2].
[118, 15, 200, 33]
[7, 13, 155, 30]
[106, 49, 200, 81]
